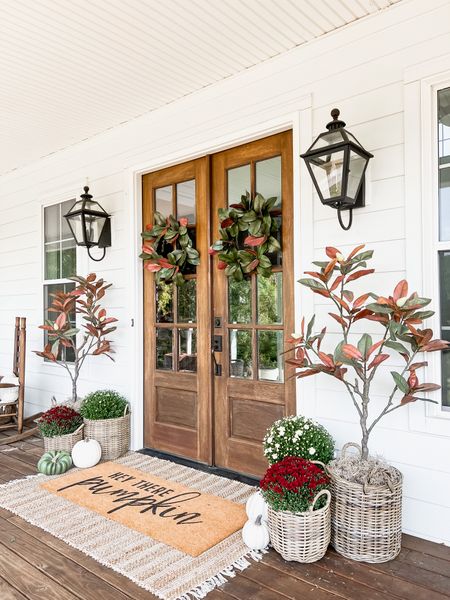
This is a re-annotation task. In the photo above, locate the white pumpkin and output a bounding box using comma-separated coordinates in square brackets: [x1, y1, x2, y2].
[71, 438, 102, 468]
[246, 491, 268, 522]
[242, 516, 270, 551]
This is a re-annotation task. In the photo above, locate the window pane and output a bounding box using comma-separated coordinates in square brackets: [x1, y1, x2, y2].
[258, 330, 284, 382]
[229, 329, 252, 378]
[438, 87, 450, 241]
[156, 282, 174, 323]
[178, 328, 197, 372]
[178, 279, 196, 323]
[257, 272, 283, 324]
[228, 164, 250, 206]
[45, 242, 61, 280]
[61, 239, 77, 279]
[229, 278, 251, 324]
[156, 328, 173, 370]
[44, 204, 60, 243]
[256, 156, 281, 207]
[155, 186, 172, 217]
[61, 200, 75, 239]
[177, 180, 196, 223]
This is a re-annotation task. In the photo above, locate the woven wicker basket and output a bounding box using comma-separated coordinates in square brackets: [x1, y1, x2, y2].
[328, 443, 403, 564]
[83, 406, 130, 460]
[42, 424, 84, 453]
[268, 489, 331, 563]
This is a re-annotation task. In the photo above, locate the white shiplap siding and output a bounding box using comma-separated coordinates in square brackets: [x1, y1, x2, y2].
[0, 0, 449, 544]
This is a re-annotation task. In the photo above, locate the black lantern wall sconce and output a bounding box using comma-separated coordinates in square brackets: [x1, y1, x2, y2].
[301, 109, 373, 230]
[64, 186, 111, 262]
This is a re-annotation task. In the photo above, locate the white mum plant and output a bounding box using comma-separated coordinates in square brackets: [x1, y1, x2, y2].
[263, 415, 334, 465]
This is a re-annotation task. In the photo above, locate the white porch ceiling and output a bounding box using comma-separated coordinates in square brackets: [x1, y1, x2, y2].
[0, 0, 402, 176]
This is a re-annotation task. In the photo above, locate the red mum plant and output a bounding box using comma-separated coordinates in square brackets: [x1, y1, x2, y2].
[35, 273, 117, 404]
[288, 245, 449, 461]
[37, 405, 83, 438]
[260, 456, 330, 513]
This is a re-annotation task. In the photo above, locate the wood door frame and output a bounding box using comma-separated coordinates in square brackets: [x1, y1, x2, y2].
[126, 100, 313, 452]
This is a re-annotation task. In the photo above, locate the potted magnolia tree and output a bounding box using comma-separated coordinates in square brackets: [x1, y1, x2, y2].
[288, 245, 449, 563]
[35, 273, 118, 405]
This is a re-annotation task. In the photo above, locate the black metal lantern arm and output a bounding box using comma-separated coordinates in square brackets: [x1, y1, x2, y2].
[87, 246, 107, 262]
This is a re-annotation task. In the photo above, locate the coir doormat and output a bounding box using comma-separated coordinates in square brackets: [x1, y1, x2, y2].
[41, 460, 246, 557]
[0, 452, 261, 600]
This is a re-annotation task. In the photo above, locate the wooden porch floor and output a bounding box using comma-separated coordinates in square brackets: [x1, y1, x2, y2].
[0, 428, 449, 600]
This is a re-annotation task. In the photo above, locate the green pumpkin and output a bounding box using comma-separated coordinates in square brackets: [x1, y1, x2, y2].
[37, 450, 72, 475]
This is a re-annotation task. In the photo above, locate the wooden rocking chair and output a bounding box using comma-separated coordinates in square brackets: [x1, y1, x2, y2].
[0, 317, 26, 434]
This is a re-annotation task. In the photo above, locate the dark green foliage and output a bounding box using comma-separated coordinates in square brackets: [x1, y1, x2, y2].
[80, 390, 129, 420]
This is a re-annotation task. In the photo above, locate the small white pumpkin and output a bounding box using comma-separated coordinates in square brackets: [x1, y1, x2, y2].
[246, 491, 268, 522]
[242, 516, 270, 551]
[71, 438, 102, 468]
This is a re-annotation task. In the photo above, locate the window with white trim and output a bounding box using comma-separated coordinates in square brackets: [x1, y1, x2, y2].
[437, 87, 450, 408]
[43, 200, 77, 362]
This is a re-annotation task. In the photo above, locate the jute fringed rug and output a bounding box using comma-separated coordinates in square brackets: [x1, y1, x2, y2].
[0, 452, 261, 600]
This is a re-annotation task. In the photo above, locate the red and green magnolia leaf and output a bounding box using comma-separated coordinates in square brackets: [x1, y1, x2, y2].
[342, 290, 354, 303]
[346, 269, 375, 283]
[367, 340, 383, 357]
[329, 313, 347, 327]
[368, 353, 389, 369]
[54, 312, 67, 331]
[342, 344, 363, 361]
[313, 288, 331, 298]
[332, 294, 350, 312]
[347, 244, 365, 260]
[324, 259, 337, 277]
[299, 278, 326, 291]
[357, 333, 373, 359]
[293, 368, 321, 378]
[325, 246, 339, 259]
[391, 371, 409, 394]
[401, 394, 416, 405]
[415, 382, 441, 392]
[422, 340, 450, 352]
[330, 275, 344, 292]
[393, 279, 408, 303]
[318, 352, 334, 368]
[86, 273, 96, 283]
[352, 308, 373, 322]
[407, 370, 418, 389]
[244, 235, 266, 247]
[304, 271, 327, 282]
[409, 361, 428, 371]
[353, 293, 370, 309]
[384, 340, 410, 357]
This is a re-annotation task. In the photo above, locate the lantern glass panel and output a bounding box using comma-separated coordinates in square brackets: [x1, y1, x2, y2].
[347, 150, 368, 200]
[309, 150, 345, 200]
[67, 213, 85, 245]
[310, 130, 345, 151]
[85, 214, 106, 245]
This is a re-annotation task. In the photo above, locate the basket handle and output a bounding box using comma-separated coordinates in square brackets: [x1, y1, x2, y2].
[340, 442, 362, 459]
[311, 460, 326, 470]
[309, 489, 331, 512]
[74, 423, 84, 434]
[123, 404, 129, 417]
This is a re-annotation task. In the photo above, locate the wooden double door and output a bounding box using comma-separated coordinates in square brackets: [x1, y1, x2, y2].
[143, 131, 295, 477]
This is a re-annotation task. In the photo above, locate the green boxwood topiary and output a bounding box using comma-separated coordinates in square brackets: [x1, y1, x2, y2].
[263, 415, 334, 465]
[80, 390, 129, 420]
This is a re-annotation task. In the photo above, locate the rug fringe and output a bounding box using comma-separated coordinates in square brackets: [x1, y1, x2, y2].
[176, 547, 267, 600]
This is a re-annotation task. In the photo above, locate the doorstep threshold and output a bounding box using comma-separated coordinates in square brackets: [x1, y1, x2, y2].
[139, 448, 259, 487]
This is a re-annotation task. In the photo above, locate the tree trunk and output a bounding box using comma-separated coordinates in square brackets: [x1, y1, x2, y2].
[361, 430, 369, 461]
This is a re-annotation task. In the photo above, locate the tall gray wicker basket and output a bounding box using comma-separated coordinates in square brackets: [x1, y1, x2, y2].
[328, 443, 403, 563]
[83, 405, 130, 460]
[268, 489, 331, 563]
